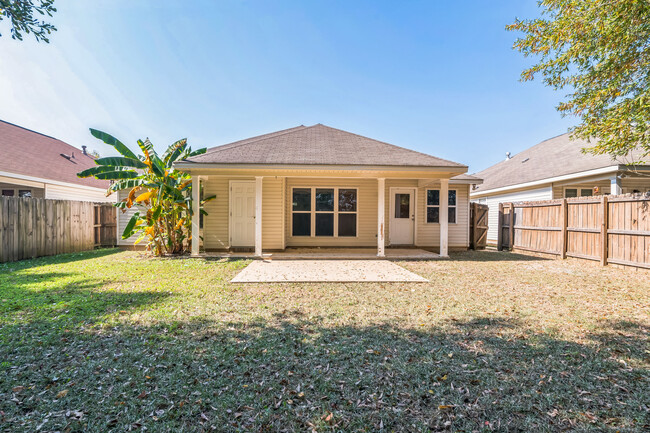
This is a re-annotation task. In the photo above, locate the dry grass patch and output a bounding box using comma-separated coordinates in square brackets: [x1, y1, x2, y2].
[0, 249, 648, 432]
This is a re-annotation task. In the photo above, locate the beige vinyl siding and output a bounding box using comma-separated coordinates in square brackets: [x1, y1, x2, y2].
[200, 174, 474, 251]
[552, 180, 611, 199]
[203, 177, 231, 249]
[417, 183, 470, 248]
[45, 183, 113, 202]
[262, 177, 284, 249]
[621, 176, 650, 193]
[286, 178, 378, 247]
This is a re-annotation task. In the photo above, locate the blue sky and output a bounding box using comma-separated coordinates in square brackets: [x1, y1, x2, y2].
[0, 0, 574, 173]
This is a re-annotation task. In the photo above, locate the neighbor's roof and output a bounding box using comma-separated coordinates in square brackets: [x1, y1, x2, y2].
[184, 124, 467, 169]
[473, 133, 621, 193]
[0, 120, 109, 189]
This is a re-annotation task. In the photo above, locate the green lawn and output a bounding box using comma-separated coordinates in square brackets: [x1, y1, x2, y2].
[0, 249, 648, 432]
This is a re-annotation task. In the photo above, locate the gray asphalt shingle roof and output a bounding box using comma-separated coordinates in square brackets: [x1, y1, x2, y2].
[185, 124, 466, 169]
[473, 133, 622, 192]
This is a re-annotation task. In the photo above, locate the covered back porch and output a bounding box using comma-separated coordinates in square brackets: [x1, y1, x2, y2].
[189, 170, 472, 259]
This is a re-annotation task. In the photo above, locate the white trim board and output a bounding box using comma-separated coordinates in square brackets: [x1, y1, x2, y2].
[0, 170, 109, 193]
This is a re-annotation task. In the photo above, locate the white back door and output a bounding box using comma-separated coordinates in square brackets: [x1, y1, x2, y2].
[390, 188, 415, 245]
[230, 181, 256, 247]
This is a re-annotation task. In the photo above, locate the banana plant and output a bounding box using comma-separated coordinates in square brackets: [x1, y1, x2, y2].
[78, 129, 215, 256]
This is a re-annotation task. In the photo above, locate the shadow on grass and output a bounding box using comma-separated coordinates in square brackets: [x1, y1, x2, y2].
[0, 267, 170, 328]
[0, 248, 121, 271]
[449, 250, 550, 262]
[1, 312, 647, 432]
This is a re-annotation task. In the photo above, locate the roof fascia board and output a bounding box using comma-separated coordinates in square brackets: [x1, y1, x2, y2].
[450, 179, 483, 185]
[470, 165, 619, 197]
[419, 178, 483, 187]
[0, 170, 108, 193]
[174, 162, 466, 173]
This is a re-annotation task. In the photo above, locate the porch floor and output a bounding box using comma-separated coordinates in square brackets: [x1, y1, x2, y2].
[201, 248, 440, 260]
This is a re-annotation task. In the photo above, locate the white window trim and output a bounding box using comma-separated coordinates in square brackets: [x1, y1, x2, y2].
[563, 187, 594, 198]
[290, 186, 359, 238]
[425, 188, 457, 224]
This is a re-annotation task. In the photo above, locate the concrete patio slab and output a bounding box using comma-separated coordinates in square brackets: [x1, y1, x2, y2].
[230, 259, 428, 283]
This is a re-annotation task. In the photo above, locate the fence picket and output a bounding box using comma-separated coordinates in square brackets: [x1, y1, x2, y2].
[0, 197, 117, 263]
[498, 194, 650, 270]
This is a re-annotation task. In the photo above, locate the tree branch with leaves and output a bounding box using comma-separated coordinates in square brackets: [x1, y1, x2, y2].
[0, 0, 57, 42]
[507, 0, 650, 161]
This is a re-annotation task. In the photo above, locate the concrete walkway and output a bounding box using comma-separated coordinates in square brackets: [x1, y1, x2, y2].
[231, 259, 428, 283]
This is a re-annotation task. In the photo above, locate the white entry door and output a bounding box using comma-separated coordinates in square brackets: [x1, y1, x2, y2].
[390, 188, 415, 245]
[230, 181, 256, 247]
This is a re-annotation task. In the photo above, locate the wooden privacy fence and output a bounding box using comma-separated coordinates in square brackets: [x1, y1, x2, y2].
[470, 202, 488, 250]
[0, 197, 117, 263]
[498, 193, 650, 270]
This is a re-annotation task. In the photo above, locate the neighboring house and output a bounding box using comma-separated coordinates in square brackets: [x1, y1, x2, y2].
[0, 120, 112, 202]
[169, 124, 482, 257]
[470, 133, 650, 243]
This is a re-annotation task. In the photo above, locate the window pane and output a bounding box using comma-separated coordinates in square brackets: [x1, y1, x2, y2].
[448, 190, 456, 206]
[427, 206, 439, 223]
[427, 189, 439, 206]
[18, 190, 32, 198]
[565, 189, 578, 198]
[339, 189, 357, 212]
[338, 213, 357, 237]
[315, 189, 334, 211]
[293, 188, 311, 211]
[581, 189, 593, 197]
[315, 213, 334, 236]
[2, 189, 14, 197]
[395, 194, 410, 218]
[448, 207, 456, 223]
[292, 213, 311, 236]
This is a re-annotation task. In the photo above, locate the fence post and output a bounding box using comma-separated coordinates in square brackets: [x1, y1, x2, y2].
[508, 203, 515, 250]
[601, 195, 608, 266]
[560, 199, 568, 259]
[497, 202, 503, 251]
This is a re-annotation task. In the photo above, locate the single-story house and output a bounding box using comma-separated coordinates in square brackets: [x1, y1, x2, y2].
[470, 133, 650, 243]
[171, 124, 481, 257]
[0, 119, 113, 202]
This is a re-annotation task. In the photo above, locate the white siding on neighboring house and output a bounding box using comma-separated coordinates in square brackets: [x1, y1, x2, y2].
[45, 183, 113, 203]
[479, 186, 553, 242]
[116, 189, 146, 246]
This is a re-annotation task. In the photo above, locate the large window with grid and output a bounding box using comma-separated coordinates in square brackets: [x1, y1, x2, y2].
[291, 187, 358, 237]
[426, 189, 457, 224]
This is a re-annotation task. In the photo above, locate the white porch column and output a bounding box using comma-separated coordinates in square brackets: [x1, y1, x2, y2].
[191, 175, 200, 256]
[610, 174, 622, 196]
[255, 176, 263, 257]
[377, 178, 385, 257]
[439, 178, 449, 257]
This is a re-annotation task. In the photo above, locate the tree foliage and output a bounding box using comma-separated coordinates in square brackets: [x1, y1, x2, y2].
[507, 0, 650, 160]
[0, 0, 57, 42]
[78, 129, 214, 256]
